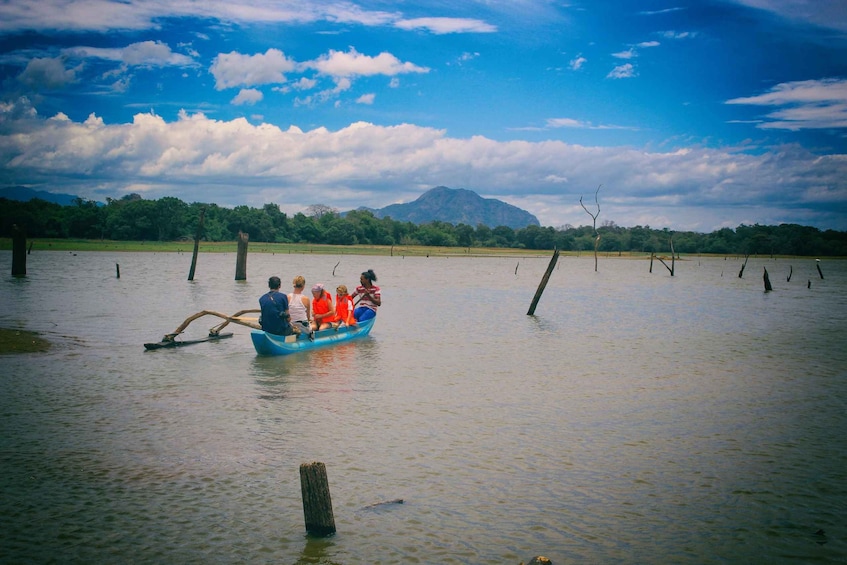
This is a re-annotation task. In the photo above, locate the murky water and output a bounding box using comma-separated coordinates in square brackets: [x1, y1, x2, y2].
[2, 250, 846, 563]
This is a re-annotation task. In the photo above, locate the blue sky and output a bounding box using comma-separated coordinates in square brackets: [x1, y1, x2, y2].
[1, 0, 846, 232]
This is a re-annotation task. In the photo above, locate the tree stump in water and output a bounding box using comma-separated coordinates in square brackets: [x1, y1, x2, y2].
[11, 224, 26, 277]
[300, 462, 336, 536]
[235, 230, 248, 281]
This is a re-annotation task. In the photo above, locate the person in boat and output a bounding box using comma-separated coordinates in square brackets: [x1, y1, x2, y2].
[258, 276, 294, 336]
[310, 283, 337, 331]
[334, 284, 356, 327]
[288, 275, 312, 335]
[351, 269, 381, 322]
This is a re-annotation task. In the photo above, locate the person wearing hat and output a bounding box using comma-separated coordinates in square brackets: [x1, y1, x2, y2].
[310, 283, 337, 331]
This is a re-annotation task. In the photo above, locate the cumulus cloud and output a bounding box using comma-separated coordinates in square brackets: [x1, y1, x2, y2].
[726, 78, 847, 130]
[607, 63, 636, 79]
[211, 49, 297, 90]
[17, 57, 78, 89]
[232, 88, 263, 105]
[569, 55, 587, 70]
[356, 93, 375, 104]
[307, 47, 429, 78]
[1, 104, 844, 230]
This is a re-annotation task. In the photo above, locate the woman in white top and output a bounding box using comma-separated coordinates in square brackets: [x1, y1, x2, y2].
[287, 275, 312, 333]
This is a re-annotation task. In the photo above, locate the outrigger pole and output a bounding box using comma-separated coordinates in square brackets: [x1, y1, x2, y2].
[144, 309, 261, 350]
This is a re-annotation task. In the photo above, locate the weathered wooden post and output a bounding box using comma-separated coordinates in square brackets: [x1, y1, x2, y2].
[787, 265, 793, 282]
[763, 267, 772, 292]
[11, 224, 26, 277]
[816, 259, 824, 279]
[188, 207, 206, 281]
[649, 253, 654, 273]
[527, 248, 559, 316]
[116, 263, 120, 279]
[738, 254, 749, 278]
[300, 462, 336, 536]
[235, 231, 248, 281]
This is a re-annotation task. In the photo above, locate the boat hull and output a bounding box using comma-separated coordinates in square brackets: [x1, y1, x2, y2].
[250, 317, 375, 355]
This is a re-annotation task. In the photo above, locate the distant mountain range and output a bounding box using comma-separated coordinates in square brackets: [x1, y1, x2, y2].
[361, 186, 539, 229]
[0, 186, 82, 206]
[2, 185, 540, 229]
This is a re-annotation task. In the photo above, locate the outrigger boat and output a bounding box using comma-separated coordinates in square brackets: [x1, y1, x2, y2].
[144, 308, 375, 355]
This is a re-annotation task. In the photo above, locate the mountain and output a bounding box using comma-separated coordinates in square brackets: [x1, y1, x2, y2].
[0, 186, 82, 206]
[368, 186, 540, 229]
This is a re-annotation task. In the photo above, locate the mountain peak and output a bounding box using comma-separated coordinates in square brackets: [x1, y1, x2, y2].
[372, 187, 539, 229]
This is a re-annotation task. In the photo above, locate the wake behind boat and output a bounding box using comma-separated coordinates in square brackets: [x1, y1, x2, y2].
[251, 317, 375, 355]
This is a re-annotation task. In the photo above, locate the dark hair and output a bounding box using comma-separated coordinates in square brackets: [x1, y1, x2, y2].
[361, 269, 377, 283]
[268, 276, 281, 290]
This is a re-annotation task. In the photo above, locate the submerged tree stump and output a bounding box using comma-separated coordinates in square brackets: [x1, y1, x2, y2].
[188, 207, 206, 281]
[300, 462, 336, 536]
[11, 224, 26, 277]
[763, 267, 772, 292]
[527, 248, 559, 316]
[235, 230, 248, 281]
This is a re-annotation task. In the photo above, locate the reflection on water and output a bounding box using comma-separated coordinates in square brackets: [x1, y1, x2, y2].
[1, 251, 846, 563]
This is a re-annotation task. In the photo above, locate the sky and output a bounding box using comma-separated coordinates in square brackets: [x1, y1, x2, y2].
[1, 0, 846, 232]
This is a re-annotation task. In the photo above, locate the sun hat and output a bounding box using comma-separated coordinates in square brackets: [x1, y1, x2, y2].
[311, 283, 325, 293]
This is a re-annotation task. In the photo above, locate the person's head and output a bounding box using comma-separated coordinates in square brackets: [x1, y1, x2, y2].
[268, 276, 281, 290]
[311, 283, 325, 298]
[336, 284, 348, 296]
[292, 275, 305, 289]
[360, 269, 377, 286]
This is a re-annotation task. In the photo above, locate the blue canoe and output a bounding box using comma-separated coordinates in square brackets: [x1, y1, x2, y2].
[251, 317, 375, 355]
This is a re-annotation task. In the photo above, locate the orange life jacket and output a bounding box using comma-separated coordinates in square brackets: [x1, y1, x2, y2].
[335, 294, 356, 325]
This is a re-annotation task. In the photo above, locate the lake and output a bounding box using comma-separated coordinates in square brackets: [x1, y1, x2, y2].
[1, 249, 846, 564]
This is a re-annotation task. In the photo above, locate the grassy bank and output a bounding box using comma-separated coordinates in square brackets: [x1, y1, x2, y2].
[0, 328, 51, 354]
[0, 238, 574, 258]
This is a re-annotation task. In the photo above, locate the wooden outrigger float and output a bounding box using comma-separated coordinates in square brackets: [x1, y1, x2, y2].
[144, 309, 261, 350]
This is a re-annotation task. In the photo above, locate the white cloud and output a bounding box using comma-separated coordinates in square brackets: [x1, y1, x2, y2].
[67, 41, 194, 67]
[232, 88, 263, 105]
[394, 17, 497, 34]
[728, 0, 847, 32]
[726, 78, 847, 130]
[612, 48, 636, 59]
[547, 118, 635, 130]
[17, 57, 77, 89]
[211, 49, 296, 90]
[607, 63, 636, 79]
[569, 55, 586, 70]
[356, 93, 375, 104]
[307, 47, 429, 78]
[637, 41, 660, 48]
[1, 104, 844, 231]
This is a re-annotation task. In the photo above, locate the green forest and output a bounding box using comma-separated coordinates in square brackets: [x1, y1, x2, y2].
[2, 194, 846, 256]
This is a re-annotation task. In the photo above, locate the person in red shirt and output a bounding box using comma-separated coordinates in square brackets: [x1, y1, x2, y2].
[310, 283, 337, 331]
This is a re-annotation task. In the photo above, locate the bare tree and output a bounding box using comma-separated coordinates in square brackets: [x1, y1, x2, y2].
[306, 204, 337, 218]
[580, 184, 602, 272]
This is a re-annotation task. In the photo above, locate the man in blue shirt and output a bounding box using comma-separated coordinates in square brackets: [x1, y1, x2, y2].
[259, 276, 294, 336]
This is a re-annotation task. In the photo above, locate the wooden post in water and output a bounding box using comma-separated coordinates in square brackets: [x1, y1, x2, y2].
[816, 259, 824, 279]
[188, 207, 206, 281]
[527, 248, 559, 316]
[763, 267, 772, 292]
[11, 224, 26, 277]
[300, 462, 336, 536]
[116, 263, 120, 279]
[738, 254, 749, 278]
[235, 231, 248, 281]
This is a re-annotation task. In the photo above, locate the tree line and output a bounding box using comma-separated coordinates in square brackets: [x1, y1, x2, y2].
[2, 193, 846, 256]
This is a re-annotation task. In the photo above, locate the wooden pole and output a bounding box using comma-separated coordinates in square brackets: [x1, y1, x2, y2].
[11, 224, 26, 277]
[116, 263, 120, 279]
[763, 267, 772, 292]
[188, 207, 206, 281]
[300, 462, 336, 536]
[527, 248, 559, 316]
[738, 254, 749, 278]
[649, 253, 654, 273]
[235, 231, 248, 281]
[816, 260, 824, 279]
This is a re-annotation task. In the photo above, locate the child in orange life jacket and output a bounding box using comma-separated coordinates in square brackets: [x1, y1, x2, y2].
[334, 285, 356, 328]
